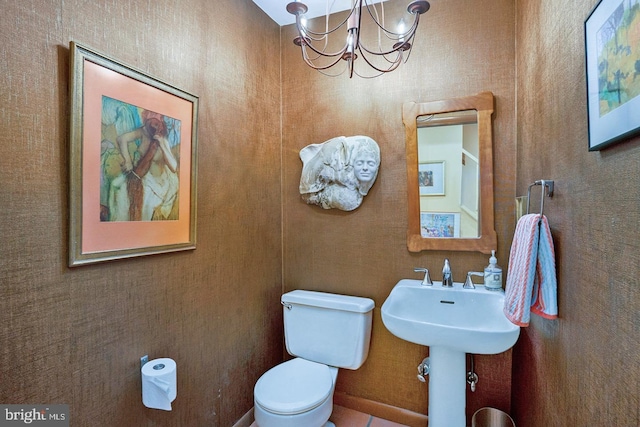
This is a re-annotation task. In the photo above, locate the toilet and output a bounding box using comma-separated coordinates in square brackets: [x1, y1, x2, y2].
[253, 290, 375, 427]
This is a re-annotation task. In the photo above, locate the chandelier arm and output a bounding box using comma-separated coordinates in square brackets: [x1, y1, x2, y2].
[353, 68, 385, 79]
[301, 46, 350, 71]
[294, 2, 356, 38]
[318, 69, 348, 77]
[300, 38, 349, 59]
[358, 35, 414, 57]
[298, 20, 350, 38]
[360, 18, 419, 56]
[356, 48, 405, 74]
[317, 63, 348, 77]
[364, 1, 400, 56]
[362, 1, 390, 32]
[402, 45, 414, 63]
[298, 32, 331, 43]
[356, 44, 407, 65]
[300, 48, 330, 63]
[364, 4, 421, 39]
[376, 49, 409, 65]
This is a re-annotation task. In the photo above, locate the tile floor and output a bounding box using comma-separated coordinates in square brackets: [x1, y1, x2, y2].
[250, 405, 409, 427]
[330, 405, 409, 426]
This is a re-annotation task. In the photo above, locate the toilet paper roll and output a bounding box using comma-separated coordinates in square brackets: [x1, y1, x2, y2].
[142, 358, 177, 411]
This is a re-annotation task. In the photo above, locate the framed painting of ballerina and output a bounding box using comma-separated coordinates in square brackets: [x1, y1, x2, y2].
[68, 42, 198, 266]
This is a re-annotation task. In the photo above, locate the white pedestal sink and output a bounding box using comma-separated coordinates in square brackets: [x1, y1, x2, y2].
[381, 279, 520, 427]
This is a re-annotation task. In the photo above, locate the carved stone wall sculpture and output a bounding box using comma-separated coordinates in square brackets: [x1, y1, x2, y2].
[299, 135, 380, 211]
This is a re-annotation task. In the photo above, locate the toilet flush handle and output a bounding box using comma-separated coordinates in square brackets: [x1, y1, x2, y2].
[281, 301, 292, 310]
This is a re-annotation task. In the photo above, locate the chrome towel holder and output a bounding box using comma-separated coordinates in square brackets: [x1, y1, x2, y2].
[527, 180, 554, 215]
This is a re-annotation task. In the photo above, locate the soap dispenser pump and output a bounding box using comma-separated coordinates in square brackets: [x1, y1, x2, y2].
[484, 250, 503, 291]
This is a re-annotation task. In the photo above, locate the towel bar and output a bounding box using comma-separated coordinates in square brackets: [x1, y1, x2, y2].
[526, 180, 554, 215]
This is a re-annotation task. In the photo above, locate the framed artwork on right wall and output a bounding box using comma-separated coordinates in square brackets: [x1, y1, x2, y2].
[585, 0, 640, 150]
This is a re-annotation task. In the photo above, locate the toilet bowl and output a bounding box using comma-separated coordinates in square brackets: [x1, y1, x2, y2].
[254, 358, 337, 427]
[253, 290, 374, 427]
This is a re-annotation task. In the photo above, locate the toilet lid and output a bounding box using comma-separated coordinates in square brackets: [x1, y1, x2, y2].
[254, 358, 333, 415]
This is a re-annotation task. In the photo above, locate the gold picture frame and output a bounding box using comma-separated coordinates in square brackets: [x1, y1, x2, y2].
[68, 42, 198, 266]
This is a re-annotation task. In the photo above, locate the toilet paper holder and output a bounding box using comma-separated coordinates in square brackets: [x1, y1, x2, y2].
[141, 355, 168, 372]
[140, 354, 149, 370]
[141, 355, 177, 411]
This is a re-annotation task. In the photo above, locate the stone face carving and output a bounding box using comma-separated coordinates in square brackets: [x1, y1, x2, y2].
[299, 135, 380, 211]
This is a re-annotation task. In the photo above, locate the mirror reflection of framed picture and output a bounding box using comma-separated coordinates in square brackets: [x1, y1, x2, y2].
[418, 161, 445, 196]
[420, 212, 460, 238]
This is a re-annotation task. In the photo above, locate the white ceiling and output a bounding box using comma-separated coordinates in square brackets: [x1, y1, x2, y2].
[252, 0, 389, 26]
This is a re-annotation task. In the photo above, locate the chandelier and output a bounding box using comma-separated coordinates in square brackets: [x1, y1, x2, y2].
[286, 0, 430, 78]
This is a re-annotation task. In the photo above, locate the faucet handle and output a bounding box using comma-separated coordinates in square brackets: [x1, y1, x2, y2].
[464, 271, 484, 289]
[413, 267, 433, 286]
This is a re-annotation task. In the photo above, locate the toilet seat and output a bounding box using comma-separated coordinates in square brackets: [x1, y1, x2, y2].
[254, 358, 333, 415]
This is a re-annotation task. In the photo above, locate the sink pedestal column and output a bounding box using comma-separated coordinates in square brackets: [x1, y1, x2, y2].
[428, 347, 466, 427]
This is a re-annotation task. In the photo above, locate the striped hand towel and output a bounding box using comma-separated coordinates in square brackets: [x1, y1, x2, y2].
[504, 214, 558, 326]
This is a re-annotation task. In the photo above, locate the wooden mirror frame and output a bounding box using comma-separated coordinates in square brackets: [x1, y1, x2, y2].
[403, 91, 497, 253]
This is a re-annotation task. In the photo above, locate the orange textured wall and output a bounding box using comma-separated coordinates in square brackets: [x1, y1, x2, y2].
[6, 0, 633, 425]
[514, 0, 640, 425]
[281, 0, 517, 420]
[0, 0, 282, 425]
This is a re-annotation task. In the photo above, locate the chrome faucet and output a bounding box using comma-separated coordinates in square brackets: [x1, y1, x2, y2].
[442, 259, 453, 287]
[414, 267, 433, 286]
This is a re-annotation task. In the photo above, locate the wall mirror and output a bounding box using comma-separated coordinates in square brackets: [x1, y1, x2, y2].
[403, 92, 497, 253]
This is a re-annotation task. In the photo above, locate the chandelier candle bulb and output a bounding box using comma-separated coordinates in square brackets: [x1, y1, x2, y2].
[398, 20, 406, 43]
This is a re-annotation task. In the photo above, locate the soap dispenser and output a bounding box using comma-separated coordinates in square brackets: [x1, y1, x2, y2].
[484, 250, 503, 291]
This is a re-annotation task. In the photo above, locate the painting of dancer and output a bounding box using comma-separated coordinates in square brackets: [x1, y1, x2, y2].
[69, 42, 198, 266]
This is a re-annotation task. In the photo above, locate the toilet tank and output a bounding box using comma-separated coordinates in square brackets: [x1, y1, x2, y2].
[281, 290, 375, 370]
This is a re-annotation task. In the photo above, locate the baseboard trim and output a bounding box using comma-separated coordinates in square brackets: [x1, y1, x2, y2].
[232, 407, 254, 427]
[334, 391, 428, 427]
